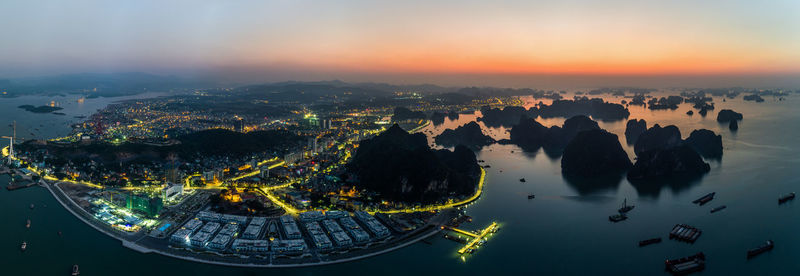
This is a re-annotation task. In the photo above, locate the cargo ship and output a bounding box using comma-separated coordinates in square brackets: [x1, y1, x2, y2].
[747, 240, 774, 259]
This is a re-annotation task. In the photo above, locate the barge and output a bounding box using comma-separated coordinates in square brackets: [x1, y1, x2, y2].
[778, 193, 795, 204]
[639, 237, 662, 247]
[665, 252, 705, 275]
[747, 240, 774, 259]
[710, 205, 726, 213]
[669, 224, 702, 243]
[609, 213, 627, 222]
[692, 192, 715, 205]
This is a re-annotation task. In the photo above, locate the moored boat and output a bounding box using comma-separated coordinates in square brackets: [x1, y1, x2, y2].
[692, 192, 715, 205]
[747, 240, 774, 259]
[618, 198, 634, 213]
[665, 252, 705, 275]
[609, 213, 627, 222]
[778, 193, 795, 204]
[639, 237, 662, 247]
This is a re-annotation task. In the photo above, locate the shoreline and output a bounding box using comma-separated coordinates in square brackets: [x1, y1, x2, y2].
[44, 181, 445, 268]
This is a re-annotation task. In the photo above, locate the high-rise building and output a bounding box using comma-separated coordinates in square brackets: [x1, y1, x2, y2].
[126, 193, 163, 217]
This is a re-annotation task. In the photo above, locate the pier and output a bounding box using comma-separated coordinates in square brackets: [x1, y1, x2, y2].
[443, 222, 499, 255]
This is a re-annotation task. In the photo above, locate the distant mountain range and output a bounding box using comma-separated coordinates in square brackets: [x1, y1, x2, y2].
[0, 72, 216, 97]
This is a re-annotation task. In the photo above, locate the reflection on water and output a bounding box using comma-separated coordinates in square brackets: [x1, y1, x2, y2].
[562, 172, 626, 195]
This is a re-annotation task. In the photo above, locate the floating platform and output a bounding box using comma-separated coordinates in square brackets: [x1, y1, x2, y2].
[665, 252, 705, 275]
[669, 224, 702, 243]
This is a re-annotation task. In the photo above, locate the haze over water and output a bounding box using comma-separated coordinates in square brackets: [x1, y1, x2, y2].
[2, 92, 799, 275]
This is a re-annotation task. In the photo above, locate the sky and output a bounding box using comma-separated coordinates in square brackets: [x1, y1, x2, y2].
[1, 0, 799, 87]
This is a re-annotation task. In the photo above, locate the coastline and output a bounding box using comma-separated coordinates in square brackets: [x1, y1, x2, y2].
[44, 181, 446, 268]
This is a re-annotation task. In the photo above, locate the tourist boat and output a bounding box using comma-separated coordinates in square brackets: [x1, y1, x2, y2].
[519, 178, 526, 182]
[618, 198, 635, 213]
[26, 219, 30, 228]
[72, 264, 80, 275]
[665, 252, 705, 275]
[778, 192, 795, 204]
[21, 241, 26, 251]
[692, 192, 715, 205]
[608, 213, 627, 222]
[527, 194, 535, 199]
[747, 240, 774, 259]
[710, 205, 727, 213]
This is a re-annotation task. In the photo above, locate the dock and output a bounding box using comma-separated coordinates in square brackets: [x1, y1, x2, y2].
[6, 182, 37, 191]
[443, 222, 499, 255]
[669, 224, 702, 243]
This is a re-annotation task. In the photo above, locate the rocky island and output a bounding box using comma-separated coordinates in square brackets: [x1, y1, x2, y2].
[716, 109, 743, 123]
[507, 115, 600, 154]
[685, 129, 723, 158]
[628, 125, 711, 181]
[624, 119, 647, 145]
[347, 124, 482, 204]
[434, 122, 495, 149]
[18, 104, 64, 113]
[561, 129, 632, 177]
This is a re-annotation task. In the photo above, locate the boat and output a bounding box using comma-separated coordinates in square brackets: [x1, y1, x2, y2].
[747, 240, 774, 259]
[21, 241, 26, 251]
[30, 203, 35, 209]
[710, 205, 727, 213]
[527, 194, 535, 199]
[692, 192, 715, 205]
[618, 198, 635, 213]
[778, 192, 795, 204]
[519, 178, 526, 182]
[26, 219, 31, 228]
[72, 264, 80, 275]
[639, 237, 662, 247]
[609, 213, 627, 222]
[665, 252, 705, 275]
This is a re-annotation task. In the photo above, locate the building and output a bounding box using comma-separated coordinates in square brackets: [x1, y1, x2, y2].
[299, 210, 325, 222]
[280, 215, 302, 239]
[162, 182, 183, 199]
[170, 228, 193, 244]
[354, 211, 390, 238]
[231, 239, 270, 253]
[271, 239, 307, 254]
[304, 222, 333, 250]
[126, 193, 163, 217]
[164, 161, 181, 184]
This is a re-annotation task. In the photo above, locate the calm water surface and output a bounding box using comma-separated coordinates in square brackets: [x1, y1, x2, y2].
[2, 93, 799, 275]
